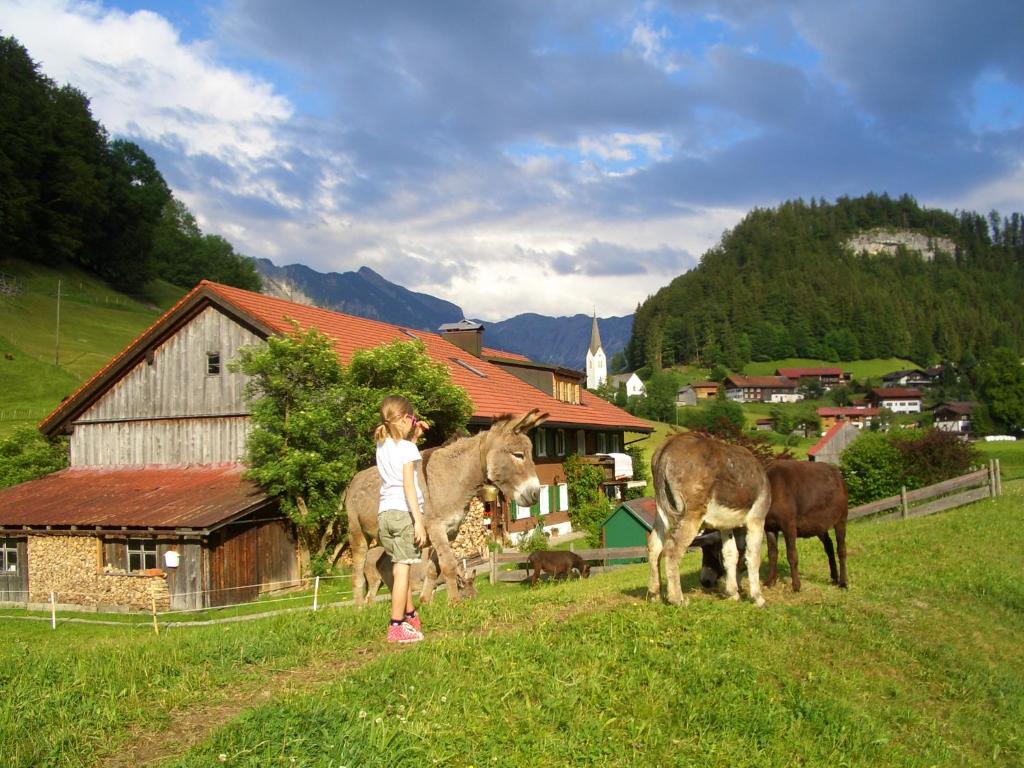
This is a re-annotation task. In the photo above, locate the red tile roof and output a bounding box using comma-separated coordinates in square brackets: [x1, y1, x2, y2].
[41, 281, 651, 434]
[481, 346, 533, 362]
[817, 407, 882, 417]
[0, 464, 267, 530]
[870, 388, 923, 399]
[725, 375, 798, 389]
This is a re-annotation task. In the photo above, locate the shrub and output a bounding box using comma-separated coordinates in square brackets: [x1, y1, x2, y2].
[0, 426, 68, 489]
[563, 454, 611, 545]
[839, 431, 904, 506]
[892, 428, 980, 489]
[516, 521, 550, 553]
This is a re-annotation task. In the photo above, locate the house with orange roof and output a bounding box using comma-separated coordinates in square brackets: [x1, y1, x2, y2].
[866, 387, 923, 414]
[816, 407, 882, 431]
[0, 282, 651, 609]
[775, 367, 851, 389]
[677, 381, 719, 406]
[724, 375, 801, 403]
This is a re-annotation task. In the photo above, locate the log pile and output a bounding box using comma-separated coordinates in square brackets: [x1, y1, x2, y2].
[450, 496, 492, 559]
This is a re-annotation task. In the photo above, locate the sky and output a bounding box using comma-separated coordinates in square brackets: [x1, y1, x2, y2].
[2, 0, 1023, 320]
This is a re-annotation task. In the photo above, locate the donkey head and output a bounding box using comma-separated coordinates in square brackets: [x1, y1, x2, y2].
[482, 409, 548, 507]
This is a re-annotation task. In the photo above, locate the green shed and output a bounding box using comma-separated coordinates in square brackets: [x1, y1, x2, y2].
[600, 497, 655, 564]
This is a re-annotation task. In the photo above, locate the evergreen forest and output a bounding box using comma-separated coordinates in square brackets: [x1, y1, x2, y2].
[0, 36, 259, 294]
[627, 195, 1024, 371]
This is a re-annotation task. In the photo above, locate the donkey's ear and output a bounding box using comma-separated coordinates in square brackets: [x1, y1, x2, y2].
[512, 409, 549, 434]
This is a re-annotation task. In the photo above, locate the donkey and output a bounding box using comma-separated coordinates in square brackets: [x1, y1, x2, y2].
[363, 546, 477, 604]
[763, 460, 849, 592]
[346, 409, 548, 607]
[649, 433, 770, 607]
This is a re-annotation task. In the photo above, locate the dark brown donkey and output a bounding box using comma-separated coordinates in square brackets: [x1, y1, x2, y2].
[346, 409, 548, 606]
[764, 460, 849, 591]
[649, 433, 770, 607]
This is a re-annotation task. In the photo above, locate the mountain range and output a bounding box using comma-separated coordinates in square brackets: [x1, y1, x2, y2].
[253, 258, 632, 371]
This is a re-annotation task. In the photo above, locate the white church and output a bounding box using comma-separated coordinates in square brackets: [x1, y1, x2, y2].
[586, 313, 607, 389]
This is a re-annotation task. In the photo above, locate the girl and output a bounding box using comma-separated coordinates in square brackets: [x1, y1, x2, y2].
[373, 395, 429, 643]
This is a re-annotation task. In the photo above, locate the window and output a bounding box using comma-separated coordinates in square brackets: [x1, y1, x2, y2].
[127, 539, 157, 572]
[596, 432, 608, 453]
[1, 538, 18, 573]
[554, 429, 566, 456]
[533, 428, 548, 458]
[206, 352, 221, 375]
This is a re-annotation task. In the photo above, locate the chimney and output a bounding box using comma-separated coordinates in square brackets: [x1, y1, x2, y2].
[438, 319, 484, 358]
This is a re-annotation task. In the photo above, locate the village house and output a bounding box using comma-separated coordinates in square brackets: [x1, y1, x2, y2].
[866, 387, 923, 413]
[931, 401, 977, 434]
[724, 375, 800, 403]
[816, 407, 882, 431]
[881, 369, 939, 388]
[676, 381, 719, 407]
[609, 371, 646, 398]
[775, 366, 851, 389]
[807, 421, 861, 465]
[0, 282, 650, 610]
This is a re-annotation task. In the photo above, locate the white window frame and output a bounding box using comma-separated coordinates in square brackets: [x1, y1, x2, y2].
[533, 428, 548, 458]
[127, 539, 157, 572]
[596, 432, 608, 453]
[558, 483, 569, 512]
[555, 429, 566, 456]
[538, 485, 550, 516]
[1, 538, 18, 573]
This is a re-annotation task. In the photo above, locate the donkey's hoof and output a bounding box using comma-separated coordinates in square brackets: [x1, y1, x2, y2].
[754, 595, 767, 608]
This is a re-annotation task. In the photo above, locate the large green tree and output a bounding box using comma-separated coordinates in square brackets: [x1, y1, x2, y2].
[0, 427, 68, 489]
[976, 347, 1024, 433]
[234, 327, 472, 572]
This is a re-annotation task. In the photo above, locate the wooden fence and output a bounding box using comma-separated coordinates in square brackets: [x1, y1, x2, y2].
[488, 459, 1003, 584]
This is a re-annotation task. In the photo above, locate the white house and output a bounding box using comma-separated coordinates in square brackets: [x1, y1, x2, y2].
[609, 372, 645, 397]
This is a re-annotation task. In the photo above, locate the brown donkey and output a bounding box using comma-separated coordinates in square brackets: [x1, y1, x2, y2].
[346, 409, 548, 606]
[649, 433, 770, 607]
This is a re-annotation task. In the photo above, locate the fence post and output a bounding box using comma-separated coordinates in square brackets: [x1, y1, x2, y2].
[900, 486, 908, 519]
[312, 576, 320, 611]
[989, 460, 996, 499]
[996, 459, 1002, 497]
[569, 541, 574, 552]
[50, 591, 56, 630]
[489, 550, 497, 585]
[150, 590, 160, 635]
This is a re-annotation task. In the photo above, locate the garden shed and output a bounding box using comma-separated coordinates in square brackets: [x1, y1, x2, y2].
[600, 497, 655, 563]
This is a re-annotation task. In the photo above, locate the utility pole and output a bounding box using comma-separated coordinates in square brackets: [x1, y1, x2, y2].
[54, 279, 61, 366]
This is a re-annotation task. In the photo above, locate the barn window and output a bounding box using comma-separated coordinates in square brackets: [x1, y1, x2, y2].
[206, 351, 221, 375]
[127, 539, 157, 572]
[1, 538, 18, 572]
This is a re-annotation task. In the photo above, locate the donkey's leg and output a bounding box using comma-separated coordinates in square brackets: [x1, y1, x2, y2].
[819, 532, 838, 584]
[647, 524, 665, 601]
[664, 516, 701, 606]
[744, 520, 767, 608]
[350, 532, 370, 608]
[428, 522, 462, 604]
[765, 531, 779, 587]
[783, 522, 800, 592]
[834, 520, 848, 588]
[721, 531, 740, 600]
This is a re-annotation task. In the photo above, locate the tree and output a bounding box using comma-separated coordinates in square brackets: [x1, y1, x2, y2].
[637, 369, 682, 422]
[563, 454, 610, 546]
[0, 426, 68, 489]
[976, 347, 1024, 433]
[234, 327, 472, 572]
[839, 432, 903, 506]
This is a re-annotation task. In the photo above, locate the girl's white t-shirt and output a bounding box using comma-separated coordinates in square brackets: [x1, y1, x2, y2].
[376, 438, 424, 514]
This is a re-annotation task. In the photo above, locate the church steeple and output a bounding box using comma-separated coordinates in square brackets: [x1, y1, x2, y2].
[588, 312, 603, 355]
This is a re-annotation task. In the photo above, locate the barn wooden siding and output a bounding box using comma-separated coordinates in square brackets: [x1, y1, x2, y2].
[103, 537, 206, 610]
[208, 518, 299, 607]
[70, 307, 263, 466]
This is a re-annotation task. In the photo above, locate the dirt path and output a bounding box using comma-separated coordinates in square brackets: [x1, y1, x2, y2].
[99, 592, 637, 767]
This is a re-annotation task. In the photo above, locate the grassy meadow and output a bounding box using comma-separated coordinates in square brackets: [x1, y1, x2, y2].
[3, 486, 1022, 768]
[0, 259, 185, 437]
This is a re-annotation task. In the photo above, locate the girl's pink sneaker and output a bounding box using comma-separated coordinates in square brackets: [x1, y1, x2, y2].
[387, 622, 423, 644]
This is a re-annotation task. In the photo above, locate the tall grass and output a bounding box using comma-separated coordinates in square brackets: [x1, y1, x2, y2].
[3, 487, 1022, 767]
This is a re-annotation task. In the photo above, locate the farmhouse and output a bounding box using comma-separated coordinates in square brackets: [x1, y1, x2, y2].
[807, 421, 861, 465]
[932, 401, 977, 434]
[676, 381, 719, 406]
[0, 281, 650, 610]
[816, 406, 881, 431]
[867, 387, 923, 413]
[724, 375, 800, 403]
[775, 367, 851, 389]
[881, 368, 942, 388]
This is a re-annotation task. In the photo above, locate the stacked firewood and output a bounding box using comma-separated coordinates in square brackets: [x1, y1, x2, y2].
[450, 496, 492, 559]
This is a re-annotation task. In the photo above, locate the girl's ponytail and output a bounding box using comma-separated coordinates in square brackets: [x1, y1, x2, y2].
[374, 395, 413, 442]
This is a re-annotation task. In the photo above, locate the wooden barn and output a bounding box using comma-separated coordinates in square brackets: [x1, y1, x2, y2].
[0, 280, 650, 609]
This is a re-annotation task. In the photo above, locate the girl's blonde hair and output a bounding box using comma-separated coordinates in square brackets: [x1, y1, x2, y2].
[374, 395, 414, 442]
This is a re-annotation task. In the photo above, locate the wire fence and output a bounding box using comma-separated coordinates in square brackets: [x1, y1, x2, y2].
[0, 407, 51, 422]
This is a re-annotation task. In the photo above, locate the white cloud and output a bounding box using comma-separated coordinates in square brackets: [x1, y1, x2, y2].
[1, 0, 293, 161]
[630, 21, 679, 73]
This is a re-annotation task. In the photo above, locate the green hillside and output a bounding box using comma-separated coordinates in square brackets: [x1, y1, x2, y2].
[628, 194, 1024, 371]
[0, 259, 186, 437]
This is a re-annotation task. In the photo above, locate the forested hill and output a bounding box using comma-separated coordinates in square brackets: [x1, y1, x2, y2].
[0, 36, 259, 295]
[627, 195, 1024, 371]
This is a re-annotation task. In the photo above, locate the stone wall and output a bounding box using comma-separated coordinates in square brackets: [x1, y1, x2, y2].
[27, 535, 170, 612]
